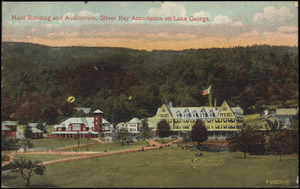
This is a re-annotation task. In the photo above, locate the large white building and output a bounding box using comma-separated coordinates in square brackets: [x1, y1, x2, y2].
[52, 109, 113, 138]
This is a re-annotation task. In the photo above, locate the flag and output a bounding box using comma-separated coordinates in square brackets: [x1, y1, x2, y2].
[203, 86, 211, 95]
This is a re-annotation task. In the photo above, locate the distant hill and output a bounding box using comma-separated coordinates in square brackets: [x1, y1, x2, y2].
[1, 42, 298, 124]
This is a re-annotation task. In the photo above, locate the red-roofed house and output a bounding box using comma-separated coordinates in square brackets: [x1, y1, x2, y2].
[2, 121, 17, 138]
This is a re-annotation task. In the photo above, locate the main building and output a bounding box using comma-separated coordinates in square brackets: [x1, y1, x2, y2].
[147, 101, 244, 139]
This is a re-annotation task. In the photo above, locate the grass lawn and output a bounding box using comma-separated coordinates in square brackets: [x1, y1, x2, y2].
[13, 154, 80, 162]
[31, 138, 88, 149]
[61, 141, 147, 152]
[2, 147, 298, 188]
[154, 138, 176, 144]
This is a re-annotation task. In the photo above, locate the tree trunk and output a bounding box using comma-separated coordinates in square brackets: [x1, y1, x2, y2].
[197, 143, 201, 151]
[279, 154, 282, 162]
[26, 178, 30, 187]
[244, 152, 247, 158]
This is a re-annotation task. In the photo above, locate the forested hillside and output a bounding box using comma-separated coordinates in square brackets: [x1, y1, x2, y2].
[1, 42, 298, 124]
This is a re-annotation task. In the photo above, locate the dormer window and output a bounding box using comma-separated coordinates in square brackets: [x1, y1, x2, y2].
[192, 110, 199, 118]
[176, 110, 182, 117]
[209, 110, 215, 117]
[183, 109, 190, 118]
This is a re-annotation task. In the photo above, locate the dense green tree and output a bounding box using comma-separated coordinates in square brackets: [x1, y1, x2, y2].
[24, 126, 33, 139]
[155, 120, 170, 142]
[11, 158, 46, 187]
[140, 118, 151, 145]
[191, 119, 208, 150]
[118, 128, 130, 145]
[2, 42, 298, 124]
[1, 92, 16, 120]
[269, 130, 297, 161]
[21, 138, 34, 152]
[229, 129, 266, 158]
[1, 136, 20, 151]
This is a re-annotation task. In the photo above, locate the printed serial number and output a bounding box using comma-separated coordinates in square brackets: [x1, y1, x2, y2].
[266, 179, 290, 185]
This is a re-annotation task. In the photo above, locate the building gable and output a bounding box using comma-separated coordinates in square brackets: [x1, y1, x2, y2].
[218, 101, 236, 119]
[157, 104, 173, 118]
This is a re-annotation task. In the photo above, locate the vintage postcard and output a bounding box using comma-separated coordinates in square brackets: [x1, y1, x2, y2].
[1, 1, 298, 188]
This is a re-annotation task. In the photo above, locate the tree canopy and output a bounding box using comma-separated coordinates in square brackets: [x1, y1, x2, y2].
[229, 128, 266, 158]
[156, 120, 170, 142]
[2, 42, 298, 125]
[191, 119, 208, 149]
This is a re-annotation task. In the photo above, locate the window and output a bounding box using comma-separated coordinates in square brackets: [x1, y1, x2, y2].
[176, 111, 182, 117]
[68, 126, 72, 131]
[73, 124, 80, 131]
[183, 109, 190, 118]
[192, 110, 199, 118]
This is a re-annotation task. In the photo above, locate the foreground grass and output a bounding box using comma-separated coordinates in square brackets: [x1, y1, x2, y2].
[154, 138, 175, 144]
[2, 147, 298, 188]
[13, 154, 80, 162]
[61, 141, 147, 152]
[31, 138, 88, 149]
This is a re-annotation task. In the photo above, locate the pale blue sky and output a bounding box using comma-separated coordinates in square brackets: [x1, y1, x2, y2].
[2, 1, 298, 50]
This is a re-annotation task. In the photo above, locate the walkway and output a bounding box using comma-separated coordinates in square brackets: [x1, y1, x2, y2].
[23, 139, 181, 166]
[1, 151, 13, 167]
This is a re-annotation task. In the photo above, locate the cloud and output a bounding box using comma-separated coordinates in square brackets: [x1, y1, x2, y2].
[193, 11, 210, 18]
[144, 32, 197, 41]
[77, 10, 100, 17]
[148, 2, 186, 17]
[213, 15, 232, 24]
[253, 6, 293, 24]
[238, 30, 260, 38]
[63, 12, 76, 18]
[41, 24, 52, 28]
[232, 21, 244, 27]
[277, 26, 298, 33]
[13, 23, 19, 27]
[47, 31, 77, 39]
[84, 31, 137, 38]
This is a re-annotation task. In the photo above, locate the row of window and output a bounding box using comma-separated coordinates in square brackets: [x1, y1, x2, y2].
[172, 118, 237, 123]
[219, 113, 233, 117]
[172, 125, 242, 130]
[160, 114, 169, 117]
[176, 113, 215, 118]
[57, 125, 92, 131]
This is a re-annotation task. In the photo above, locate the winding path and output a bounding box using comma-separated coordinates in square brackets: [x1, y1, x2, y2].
[3, 139, 181, 169]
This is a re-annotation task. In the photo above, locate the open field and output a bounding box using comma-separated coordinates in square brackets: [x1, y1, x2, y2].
[154, 138, 176, 144]
[13, 154, 80, 162]
[60, 141, 147, 152]
[2, 147, 298, 188]
[31, 138, 91, 149]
